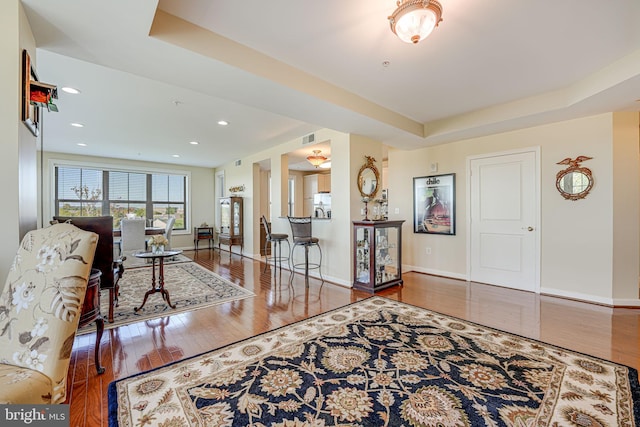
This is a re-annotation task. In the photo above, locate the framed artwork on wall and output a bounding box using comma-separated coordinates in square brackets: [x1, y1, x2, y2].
[22, 49, 40, 137]
[413, 173, 455, 235]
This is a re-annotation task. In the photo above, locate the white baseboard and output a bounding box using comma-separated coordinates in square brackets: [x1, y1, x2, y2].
[403, 264, 468, 281]
[540, 286, 640, 307]
[402, 267, 640, 307]
[611, 298, 640, 307]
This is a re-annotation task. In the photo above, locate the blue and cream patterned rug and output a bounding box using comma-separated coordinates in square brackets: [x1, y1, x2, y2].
[108, 297, 640, 426]
[78, 262, 254, 334]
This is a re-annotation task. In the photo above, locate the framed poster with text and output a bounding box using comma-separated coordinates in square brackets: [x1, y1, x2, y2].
[413, 173, 455, 235]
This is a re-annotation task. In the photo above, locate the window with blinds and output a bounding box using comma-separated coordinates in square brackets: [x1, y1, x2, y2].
[55, 165, 187, 230]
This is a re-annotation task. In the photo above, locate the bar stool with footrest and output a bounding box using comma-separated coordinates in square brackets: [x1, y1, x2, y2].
[261, 215, 290, 276]
[287, 216, 324, 286]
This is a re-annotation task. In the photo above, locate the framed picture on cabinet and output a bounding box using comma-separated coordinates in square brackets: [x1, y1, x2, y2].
[413, 173, 455, 235]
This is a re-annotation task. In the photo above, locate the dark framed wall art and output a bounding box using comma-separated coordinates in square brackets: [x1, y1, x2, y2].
[413, 173, 455, 235]
[22, 49, 40, 137]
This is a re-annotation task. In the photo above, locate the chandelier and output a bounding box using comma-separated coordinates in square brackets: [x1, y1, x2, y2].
[388, 0, 443, 44]
[306, 150, 328, 168]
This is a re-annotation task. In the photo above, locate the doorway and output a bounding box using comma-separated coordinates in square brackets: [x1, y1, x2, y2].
[468, 148, 540, 292]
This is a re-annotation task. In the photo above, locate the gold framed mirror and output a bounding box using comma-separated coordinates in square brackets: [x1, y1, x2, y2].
[556, 156, 593, 201]
[357, 156, 380, 199]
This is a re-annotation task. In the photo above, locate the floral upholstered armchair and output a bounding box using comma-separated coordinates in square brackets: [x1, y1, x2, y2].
[0, 223, 97, 404]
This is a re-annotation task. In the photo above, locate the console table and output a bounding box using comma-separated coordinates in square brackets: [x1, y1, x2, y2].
[194, 226, 214, 250]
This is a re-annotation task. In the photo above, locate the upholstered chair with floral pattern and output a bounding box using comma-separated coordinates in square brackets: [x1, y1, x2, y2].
[0, 223, 97, 404]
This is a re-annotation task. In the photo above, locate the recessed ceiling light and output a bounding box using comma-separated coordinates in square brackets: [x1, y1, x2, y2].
[70, 123, 84, 128]
[61, 87, 80, 94]
[217, 120, 229, 126]
[189, 141, 199, 145]
[77, 143, 87, 147]
[172, 154, 180, 158]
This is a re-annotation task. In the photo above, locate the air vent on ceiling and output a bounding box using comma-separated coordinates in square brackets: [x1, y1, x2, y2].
[302, 133, 315, 145]
[234, 159, 242, 166]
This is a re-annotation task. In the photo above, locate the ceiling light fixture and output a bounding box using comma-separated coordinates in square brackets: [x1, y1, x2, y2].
[70, 122, 84, 127]
[61, 86, 80, 94]
[388, 0, 443, 44]
[218, 120, 229, 126]
[189, 141, 199, 145]
[306, 150, 328, 168]
[77, 143, 87, 147]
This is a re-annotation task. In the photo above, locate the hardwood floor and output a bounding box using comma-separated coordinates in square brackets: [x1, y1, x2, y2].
[66, 248, 640, 426]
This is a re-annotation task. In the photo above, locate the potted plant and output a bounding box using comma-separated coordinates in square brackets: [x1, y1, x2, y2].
[147, 234, 169, 253]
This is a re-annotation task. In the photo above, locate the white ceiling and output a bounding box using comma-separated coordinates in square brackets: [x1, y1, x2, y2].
[21, 0, 640, 169]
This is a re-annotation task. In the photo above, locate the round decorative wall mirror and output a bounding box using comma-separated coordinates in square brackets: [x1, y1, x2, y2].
[357, 156, 380, 199]
[555, 156, 593, 201]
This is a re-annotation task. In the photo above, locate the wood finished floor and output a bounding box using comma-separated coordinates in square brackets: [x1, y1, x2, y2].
[66, 248, 640, 427]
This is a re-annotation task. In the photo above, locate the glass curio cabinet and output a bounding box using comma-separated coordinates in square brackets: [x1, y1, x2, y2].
[219, 196, 243, 253]
[353, 220, 404, 292]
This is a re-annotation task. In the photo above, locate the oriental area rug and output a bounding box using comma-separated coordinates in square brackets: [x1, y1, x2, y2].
[108, 297, 640, 427]
[78, 262, 254, 334]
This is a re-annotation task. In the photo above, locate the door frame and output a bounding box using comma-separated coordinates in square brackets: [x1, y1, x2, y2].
[465, 147, 541, 292]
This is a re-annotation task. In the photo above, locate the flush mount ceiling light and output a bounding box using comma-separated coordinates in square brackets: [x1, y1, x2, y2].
[61, 86, 80, 94]
[307, 150, 328, 168]
[388, 0, 443, 44]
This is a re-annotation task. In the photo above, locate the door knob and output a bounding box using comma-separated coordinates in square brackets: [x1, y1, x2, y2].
[526, 226, 534, 231]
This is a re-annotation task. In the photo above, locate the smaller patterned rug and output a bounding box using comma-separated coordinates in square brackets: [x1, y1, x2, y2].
[108, 297, 640, 426]
[78, 262, 254, 334]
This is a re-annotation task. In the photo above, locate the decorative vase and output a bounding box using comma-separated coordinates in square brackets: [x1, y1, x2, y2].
[151, 244, 158, 254]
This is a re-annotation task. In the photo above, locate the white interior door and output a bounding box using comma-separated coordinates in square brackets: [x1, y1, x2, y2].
[470, 150, 539, 292]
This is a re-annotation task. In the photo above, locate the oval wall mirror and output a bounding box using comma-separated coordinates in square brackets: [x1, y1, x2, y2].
[556, 156, 593, 201]
[357, 156, 380, 199]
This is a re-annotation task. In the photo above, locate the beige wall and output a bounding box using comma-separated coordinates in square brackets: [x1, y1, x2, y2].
[612, 112, 640, 300]
[0, 1, 38, 282]
[388, 113, 639, 305]
[217, 129, 358, 285]
[18, 5, 38, 241]
[215, 114, 640, 304]
[259, 169, 270, 219]
[288, 170, 306, 216]
[40, 151, 216, 251]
